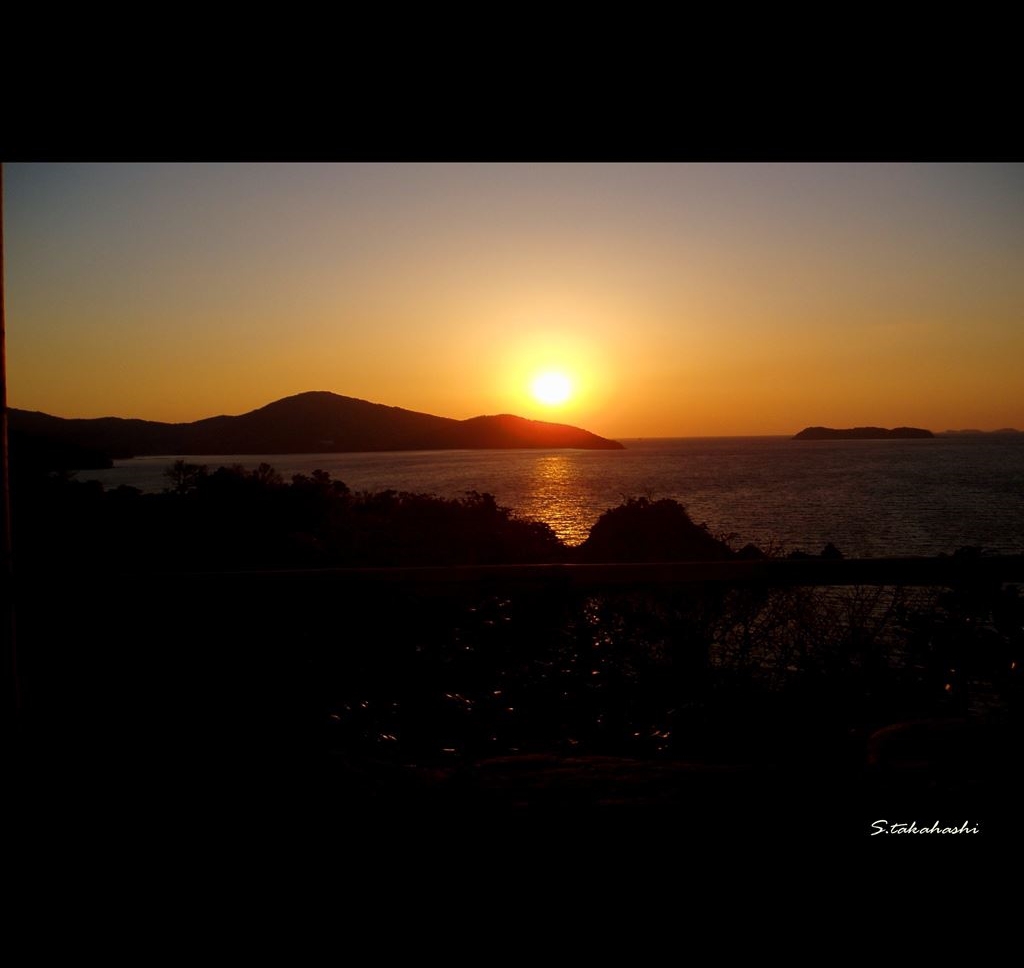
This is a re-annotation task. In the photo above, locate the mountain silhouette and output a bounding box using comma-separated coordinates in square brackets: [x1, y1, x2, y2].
[10, 391, 625, 463]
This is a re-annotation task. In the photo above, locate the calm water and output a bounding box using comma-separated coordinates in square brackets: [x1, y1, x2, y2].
[81, 436, 1024, 557]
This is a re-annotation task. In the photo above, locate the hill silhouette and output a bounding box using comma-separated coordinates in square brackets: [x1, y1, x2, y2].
[9, 391, 624, 463]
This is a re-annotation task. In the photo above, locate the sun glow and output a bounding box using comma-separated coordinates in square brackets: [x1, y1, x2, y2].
[531, 371, 573, 406]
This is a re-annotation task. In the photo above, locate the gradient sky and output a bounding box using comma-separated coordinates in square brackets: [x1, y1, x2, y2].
[5, 162, 1023, 437]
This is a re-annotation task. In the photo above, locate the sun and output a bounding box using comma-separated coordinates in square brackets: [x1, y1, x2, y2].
[531, 371, 573, 406]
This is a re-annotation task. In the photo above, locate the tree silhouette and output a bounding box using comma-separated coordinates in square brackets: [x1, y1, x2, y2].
[578, 497, 734, 562]
[163, 460, 207, 494]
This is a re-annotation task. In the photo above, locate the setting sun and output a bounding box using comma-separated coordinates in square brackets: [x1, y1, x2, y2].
[531, 371, 573, 406]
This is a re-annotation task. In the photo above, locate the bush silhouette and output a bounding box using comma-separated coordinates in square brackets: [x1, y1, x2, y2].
[578, 497, 734, 562]
[164, 459, 207, 494]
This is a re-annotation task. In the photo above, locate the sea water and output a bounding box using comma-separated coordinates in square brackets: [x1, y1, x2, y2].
[79, 435, 1024, 557]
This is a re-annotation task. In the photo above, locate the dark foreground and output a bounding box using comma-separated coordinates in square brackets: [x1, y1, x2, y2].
[11, 559, 1024, 873]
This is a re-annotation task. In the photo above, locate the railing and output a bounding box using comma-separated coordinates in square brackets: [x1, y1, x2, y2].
[154, 552, 1024, 587]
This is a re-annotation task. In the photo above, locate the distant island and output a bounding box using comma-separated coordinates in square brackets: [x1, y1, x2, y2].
[940, 428, 1021, 436]
[9, 391, 624, 468]
[794, 426, 934, 440]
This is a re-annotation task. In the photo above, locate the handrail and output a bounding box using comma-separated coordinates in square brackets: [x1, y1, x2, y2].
[70, 553, 1024, 588]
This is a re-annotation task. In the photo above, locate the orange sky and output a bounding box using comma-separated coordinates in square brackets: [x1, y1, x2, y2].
[5, 162, 1023, 436]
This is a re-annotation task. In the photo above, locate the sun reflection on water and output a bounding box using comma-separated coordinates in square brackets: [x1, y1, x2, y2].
[517, 455, 593, 546]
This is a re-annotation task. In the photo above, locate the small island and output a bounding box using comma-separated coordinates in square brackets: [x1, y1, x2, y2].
[941, 428, 1021, 436]
[794, 426, 934, 440]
